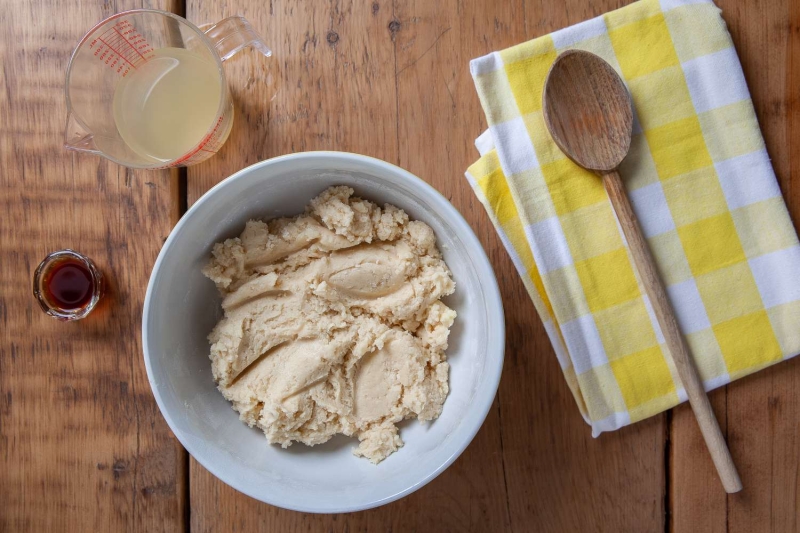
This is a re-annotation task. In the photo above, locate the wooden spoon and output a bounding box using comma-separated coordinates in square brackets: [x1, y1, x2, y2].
[542, 49, 742, 493]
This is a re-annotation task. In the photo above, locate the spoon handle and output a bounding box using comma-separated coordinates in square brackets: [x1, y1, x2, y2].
[602, 169, 743, 494]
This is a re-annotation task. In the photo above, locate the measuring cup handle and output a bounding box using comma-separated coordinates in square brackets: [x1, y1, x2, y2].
[204, 17, 271, 62]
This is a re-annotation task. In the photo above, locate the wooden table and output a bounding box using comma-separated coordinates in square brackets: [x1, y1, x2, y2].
[2, 0, 798, 531]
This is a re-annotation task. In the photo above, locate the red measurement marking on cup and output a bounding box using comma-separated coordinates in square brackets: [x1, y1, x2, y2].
[89, 19, 154, 77]
[168, 116, 226, 167]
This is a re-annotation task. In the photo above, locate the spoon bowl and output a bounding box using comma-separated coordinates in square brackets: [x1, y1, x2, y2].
[542, 50, 633, 172]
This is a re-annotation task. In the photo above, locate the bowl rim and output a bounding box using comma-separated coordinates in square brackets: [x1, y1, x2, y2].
[142, 151, 505, 513]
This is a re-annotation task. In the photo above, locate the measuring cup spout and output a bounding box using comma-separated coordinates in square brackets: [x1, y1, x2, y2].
[203, 17, 271, 62]
[64, 112, 99, 154]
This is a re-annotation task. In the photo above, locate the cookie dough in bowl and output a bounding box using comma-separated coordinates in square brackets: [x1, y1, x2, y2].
[142, 152, 504, 513]
[203, 186, 456, 463]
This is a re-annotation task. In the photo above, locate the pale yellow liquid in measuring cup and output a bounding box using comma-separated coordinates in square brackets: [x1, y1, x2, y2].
[113, 48, 221, 163]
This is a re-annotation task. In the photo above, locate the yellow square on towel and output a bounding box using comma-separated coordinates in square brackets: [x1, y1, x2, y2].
[620, 134, 660, 190]
[577, 365, 628, 420]
[609, 14, 679, 79]
[575, 248, 640, 312]
[559, 202, 624, 262]
[543, 265, 592, 324]
[478, 167, 520, 226]
[685, 329, 728, 382]
[732, 198, 800, 258]
[695, 262, 764, 324]
[646, 116, 713, 180]
[595, 299, 660, 359]
[699, 101, 766, 162]
[506, 167, 558, 225]
[504, 45, 557, 115]
[662, 167, 729, 226]
[678, 213, 746, 277]
[648, 230, 694, 285]
[604, 0, 662, 30]
[473, 71, 521, 125]
[611, 346, 676, 409]
[769, 301, 800, 356]
[628, 66, 695, 130]
[664, 3, 731, 62]
[542, 158, 605, 215]
[524, 111, 568, 167]
[714, 311, 783, 376]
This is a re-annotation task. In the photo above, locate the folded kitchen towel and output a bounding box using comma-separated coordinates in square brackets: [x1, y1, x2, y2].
[466, 0, 800, 435]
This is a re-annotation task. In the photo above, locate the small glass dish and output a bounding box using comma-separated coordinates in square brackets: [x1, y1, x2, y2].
[33, 249, 103, 321]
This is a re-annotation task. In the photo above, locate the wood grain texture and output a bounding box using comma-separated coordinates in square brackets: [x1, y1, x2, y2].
[184, 0, 399, 206]
[186, 0, 664, 531]
[391, 2, 664, 530]
[671, 0, 800, 530]
[0, 0, 186, 531]
[542, 50, 633, 171]
[4, 0, 797, 531]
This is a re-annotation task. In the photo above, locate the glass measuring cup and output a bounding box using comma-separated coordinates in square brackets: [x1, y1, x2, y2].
[65, 10, 271, 169]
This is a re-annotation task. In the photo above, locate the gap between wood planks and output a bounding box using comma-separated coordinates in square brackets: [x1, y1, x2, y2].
[665, 409, 672, 533]
[178, 162, 189, 533]
[170, 3, 190, 532]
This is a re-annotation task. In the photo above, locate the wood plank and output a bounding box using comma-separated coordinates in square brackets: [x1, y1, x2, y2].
[392, 0, 665, 530]
[186, 0, 487, 530]
[185, 0, 399, 206]
[671, 395, 728, 532]
[0, 1, 186, 531]
[187, 0, 665, 531]
[671, 1, 800, 531]
[185, 1, 512, 530]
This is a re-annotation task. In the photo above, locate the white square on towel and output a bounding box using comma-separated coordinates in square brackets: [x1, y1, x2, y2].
[562, 314, 608, 374]
[683, 47, 749, 114]
[592, 412, 631, 437]
[470, 51, 504, 76]
[666, 279, 711, 334]
[660, 0, 712, 12]
[475, 129, 495, 156]
[749, 246, 800, 309]
[629, 182, 676, 238]
[552, 16, 607, 49]
[703, 373, 730, 392]
[491, 117, 539, 175]
[716, 149, 781, 210]
[524, 217, 574, 274]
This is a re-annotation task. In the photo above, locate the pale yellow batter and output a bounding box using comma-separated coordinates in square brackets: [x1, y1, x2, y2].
[203, 186, 456, 463]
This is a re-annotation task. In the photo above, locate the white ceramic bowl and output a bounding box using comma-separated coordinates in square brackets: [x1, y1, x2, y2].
[142, 152, 504, 513]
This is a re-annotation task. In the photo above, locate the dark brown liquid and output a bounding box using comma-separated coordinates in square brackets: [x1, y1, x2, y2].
[44, 260, 94, 310]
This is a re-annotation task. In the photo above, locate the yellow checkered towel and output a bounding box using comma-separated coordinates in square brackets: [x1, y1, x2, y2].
[466, 0, 800, 434]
